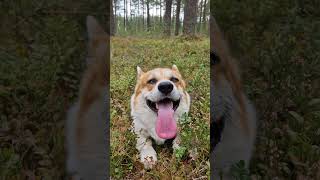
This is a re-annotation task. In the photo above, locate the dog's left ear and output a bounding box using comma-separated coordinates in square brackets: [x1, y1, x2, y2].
[87, 16, 107, 39]
[137, 66, 144, 78]
[172, 64, 180, 73]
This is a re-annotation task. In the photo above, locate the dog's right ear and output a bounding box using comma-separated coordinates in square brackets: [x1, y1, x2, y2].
[86, 15, 109, 65]
[137, 66, 144, 78]
[172, 64, 180, 73]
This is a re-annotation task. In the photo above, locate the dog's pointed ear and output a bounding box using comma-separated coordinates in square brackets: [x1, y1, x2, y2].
[137, 66, 144, 78]
[87, 15, 107, 39]
[172, 64, 180, 73]
[86, 15, 109, 65]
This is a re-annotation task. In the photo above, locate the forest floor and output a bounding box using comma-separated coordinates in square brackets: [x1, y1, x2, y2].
[110, 36, 210, 179]
[1, 10, 319, 179]
[110, 31, 319, 179]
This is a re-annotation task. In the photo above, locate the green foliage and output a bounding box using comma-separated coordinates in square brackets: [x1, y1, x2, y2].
[116, 16, 209, 37]
[212, 0, 320, 179]
[0, 0, 107, 178]
[230, 161, 250, 180]
[111, 37, 210, 179]
[0, 148, 22, 178]
[174, 146, 187, 160]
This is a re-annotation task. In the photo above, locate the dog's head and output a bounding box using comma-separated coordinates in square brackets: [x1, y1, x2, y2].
[132, 65, 189, 139]
[135, 65, 185, 112]
[210, 15, 249, 133]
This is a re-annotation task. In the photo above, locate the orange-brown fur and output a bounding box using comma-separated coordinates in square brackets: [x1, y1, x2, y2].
[76, 33, 109, 143]
[210, 16, 249, 134]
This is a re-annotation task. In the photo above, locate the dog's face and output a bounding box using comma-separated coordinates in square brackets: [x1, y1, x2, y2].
[132, 65, 189, 139]
[135, 65, 185, 111]
[210, 15, 248, 131]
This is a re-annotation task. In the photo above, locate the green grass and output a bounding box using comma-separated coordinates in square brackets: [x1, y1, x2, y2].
[110, 37, 210, 179]
[1, 0, 319, 179]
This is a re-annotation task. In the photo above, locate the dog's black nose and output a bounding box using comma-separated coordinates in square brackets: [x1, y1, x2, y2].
[158, 82, 173, 95]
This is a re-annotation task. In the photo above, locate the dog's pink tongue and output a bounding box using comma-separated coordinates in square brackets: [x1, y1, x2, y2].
[156, 103, 177, 139]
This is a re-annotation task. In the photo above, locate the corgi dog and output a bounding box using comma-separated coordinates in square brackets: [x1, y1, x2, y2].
[210, 15, 257, 179]
[66, 16, 109, 179]
[131, 66, 191, 169]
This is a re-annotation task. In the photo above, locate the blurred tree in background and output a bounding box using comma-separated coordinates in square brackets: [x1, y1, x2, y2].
[112, 0, 210, 36]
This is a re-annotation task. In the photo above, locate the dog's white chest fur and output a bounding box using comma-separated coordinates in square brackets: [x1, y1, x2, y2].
[66, 88, 108, 179]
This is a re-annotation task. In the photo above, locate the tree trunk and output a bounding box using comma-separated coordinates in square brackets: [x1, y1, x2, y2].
[146, 0, 151, 31]
[163, 0, 173, 36]
[137, 0, 140, 31]
[160, 0, 162, 23]
[174, 0, 181, 35]
[142, 0, 145, 30]
[125, 0, 128, 30]
[183, 0, 198, 36]
[198, 0, 203, 32]
[114, 0, 118, 33]
[111, 0, 116, 35]
[124, 0, 126, 31]
[202, 0, 207, 31]
[130, 0, 132, 22]
[171, 3, 175, 30]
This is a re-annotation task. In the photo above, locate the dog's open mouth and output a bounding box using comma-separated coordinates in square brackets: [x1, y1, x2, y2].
[146, 98, 180, 139]
[146, 98, 180, 113]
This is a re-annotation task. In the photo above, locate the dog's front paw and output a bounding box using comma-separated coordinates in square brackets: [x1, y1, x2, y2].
[140, 153, 157, 169]
[137, 137, 157, 169]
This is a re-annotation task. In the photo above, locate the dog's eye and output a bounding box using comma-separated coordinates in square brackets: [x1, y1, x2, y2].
[170, 77, 179, 83]
[147, 78, 157, 84]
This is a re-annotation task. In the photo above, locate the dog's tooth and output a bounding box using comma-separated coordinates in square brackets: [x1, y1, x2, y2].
[156, 103, 159, 109]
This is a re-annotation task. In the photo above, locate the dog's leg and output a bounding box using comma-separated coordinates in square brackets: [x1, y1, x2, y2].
[136, 135, 157, 169]
[154, 138, 165, 145]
